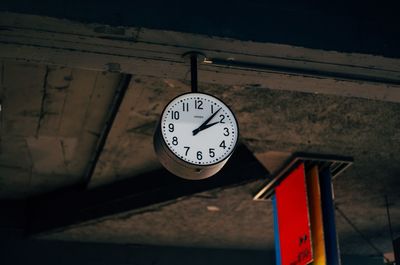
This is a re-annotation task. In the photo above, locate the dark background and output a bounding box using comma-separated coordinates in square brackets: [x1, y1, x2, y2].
[1, 0, 400, 57]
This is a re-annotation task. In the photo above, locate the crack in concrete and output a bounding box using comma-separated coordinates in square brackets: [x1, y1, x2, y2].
[35, 66, 49, 138]
[60, 139, 70, 175]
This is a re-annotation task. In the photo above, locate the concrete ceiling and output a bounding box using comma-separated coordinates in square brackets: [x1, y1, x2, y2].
[0, 61, 122, 198]
[0, 7, 399, 260]
[34, 75, 399, 256]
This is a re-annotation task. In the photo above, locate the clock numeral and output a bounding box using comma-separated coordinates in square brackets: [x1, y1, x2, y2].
[223, 127, 229, 136]
[182, 102, 189, 112]
[171, 111, 180, 120]
[184, 146, 190, 156]
[172, 136, 178, 146]
[211, 104, 214, 114]
[195, 100, 203, 109]
[197, 151, 203, 160]
[219, 140, 226, 149]
[219, 114, 225, 123]
[168, 123, 174, 132]
[209, 148, 215, 158]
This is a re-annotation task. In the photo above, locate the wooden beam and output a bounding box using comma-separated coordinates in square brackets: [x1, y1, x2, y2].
[26, 144, 269, 236]
[1, 12, 400, 103]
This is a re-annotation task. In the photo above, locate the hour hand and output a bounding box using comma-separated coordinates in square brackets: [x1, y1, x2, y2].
[192, 107, 221, 136]
[192, 121, 219, 136]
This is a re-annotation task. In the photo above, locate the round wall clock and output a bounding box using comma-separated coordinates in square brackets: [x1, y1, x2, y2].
[154, 92, 239, 180]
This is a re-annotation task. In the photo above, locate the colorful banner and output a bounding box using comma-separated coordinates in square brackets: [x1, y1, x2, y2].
[306, 166, 327, 265]
[275, 163, 313, 265]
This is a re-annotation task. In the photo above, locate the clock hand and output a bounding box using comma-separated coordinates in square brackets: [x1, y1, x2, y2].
[199, 107, 222, 129]
[192, 108, 222, 136]
[192, 121, 219, 136]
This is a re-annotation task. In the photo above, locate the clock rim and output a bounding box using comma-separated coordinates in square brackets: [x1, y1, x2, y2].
[158, 92, 239, 167]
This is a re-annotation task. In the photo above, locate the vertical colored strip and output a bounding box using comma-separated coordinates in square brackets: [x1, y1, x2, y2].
[394, 237, 400, 265]
[275, 163, 313, 265]
[306, 166, 327, 265]
[320, 168, 341, 265]
[272, 195, 282, 265]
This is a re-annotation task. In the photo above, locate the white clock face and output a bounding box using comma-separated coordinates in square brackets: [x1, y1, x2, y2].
[161, 93, 238, 166]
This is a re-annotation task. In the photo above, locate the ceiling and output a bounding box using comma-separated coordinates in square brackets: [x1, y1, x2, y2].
[0, 2, 399, 261]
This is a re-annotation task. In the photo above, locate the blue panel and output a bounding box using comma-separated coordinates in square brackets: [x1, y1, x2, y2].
[272, 195, 282, 265]
[320, 169, 340, 265]
[394, 237, 400, 265]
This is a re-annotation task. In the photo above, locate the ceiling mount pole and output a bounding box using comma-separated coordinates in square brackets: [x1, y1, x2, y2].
[183, 51, 206, 93]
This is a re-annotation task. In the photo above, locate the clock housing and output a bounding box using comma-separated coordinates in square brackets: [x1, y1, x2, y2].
[154, 92, 239, 179]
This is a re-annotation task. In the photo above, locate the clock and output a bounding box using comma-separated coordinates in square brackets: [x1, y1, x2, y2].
[154, 92, 239, 180]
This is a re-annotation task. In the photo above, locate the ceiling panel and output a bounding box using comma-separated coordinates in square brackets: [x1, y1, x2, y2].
[0, 61, 122, 198]
[89, 77, 190, 187]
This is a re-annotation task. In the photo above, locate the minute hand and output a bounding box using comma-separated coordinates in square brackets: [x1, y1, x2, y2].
[192, 107, 221, 136]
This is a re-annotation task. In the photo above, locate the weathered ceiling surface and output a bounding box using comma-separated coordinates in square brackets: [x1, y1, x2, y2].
[89, 78, 188, 188]
[0, 11, 399, 258]
[0, 61, 122, 198]
[39, 77, 400, 255]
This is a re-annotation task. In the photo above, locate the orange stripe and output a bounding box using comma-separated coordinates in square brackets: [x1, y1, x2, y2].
[307, 166, 327, 265]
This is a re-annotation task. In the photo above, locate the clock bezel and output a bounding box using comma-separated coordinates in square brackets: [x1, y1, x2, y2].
[158, 92, 239, 167]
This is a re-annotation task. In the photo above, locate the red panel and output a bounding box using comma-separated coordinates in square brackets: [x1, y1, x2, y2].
[275, 163, 313, 265]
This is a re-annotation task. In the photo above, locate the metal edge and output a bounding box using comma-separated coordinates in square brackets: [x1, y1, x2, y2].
[253, 153, 353, 201]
